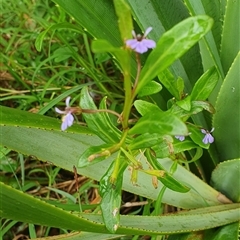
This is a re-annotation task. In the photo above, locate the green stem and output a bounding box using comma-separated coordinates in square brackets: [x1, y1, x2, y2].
[132, 52, 141, 98]
[122, 52, 142, 130]
[122, 68, 132, 130]
[110, 152, 128, 183]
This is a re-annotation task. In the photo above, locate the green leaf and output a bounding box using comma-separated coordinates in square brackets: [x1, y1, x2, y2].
[168, 232, 204, 240]
[211, 159, 240, 203]
[138, 81, 162, 97]
[35, 22, 83, 51]
[52, 0, 121, 46]
[78, 144, 113, 168]
[80, 86, 120, 143]
[191, 66, 219, 101]
[129, 133, 165, 150]
[94, 52, 111, 64]
[134, 100, 162, 116]
[169, 100, 215, 121]
[153, 140, 200, 159]
[146, 152, 190, 193]
[220, 0, 240, 74]
[91, 39, 131, 78]
[183, 0, 224, 79]
[100, 160, 127, 233]
[0, 182, 106, 233]
[92, 39, 120, 53]
[0, 106, 229, 209]
[113, 0, 133, 42]
[158, 69, 184, 100]
[129, 111, 188, 136]
[1, 182, 239, 234]
[176, 95, 192, 111]
[53, 46, 78, 62]
[33, 232, 125, 240]
[98, 96, 122, 141]
[213, 53, 240, 161]
[136, 15, 213, 93]
[204, 222, 240, 240]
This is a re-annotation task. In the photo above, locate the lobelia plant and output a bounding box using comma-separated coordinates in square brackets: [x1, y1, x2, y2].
[1, 0, 239, 239]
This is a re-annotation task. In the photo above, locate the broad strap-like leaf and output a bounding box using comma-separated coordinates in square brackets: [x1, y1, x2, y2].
[1, 182, 239, 235]
[211, 159, 240, 203]
[213, 53, 240, 161]
[183, 0, 224, 79]
[0, 106, 229, 209]
[99, 159, 128, 233]
[220, 0, 240, 74]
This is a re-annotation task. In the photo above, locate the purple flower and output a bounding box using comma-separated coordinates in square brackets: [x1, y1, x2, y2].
[201, 128, 214, 144]
[55, 97, 74, 131]
[126, 27, 156, 54]
[175, 135, 185, 141]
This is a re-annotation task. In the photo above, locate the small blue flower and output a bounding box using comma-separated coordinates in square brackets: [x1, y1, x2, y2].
[55, 97, 74, 131]
[175, 135, 185, 141]
[126, 27, 156, 54]
[201, 128, 214, 144]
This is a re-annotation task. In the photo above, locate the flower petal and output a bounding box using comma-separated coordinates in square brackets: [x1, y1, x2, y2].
[61, 113, 74, 131]
[66, 113, 74, 126]
[126, 39, 138, 49]
[202, 135, 209, 144]
[135, 42, 148, 54]
[207, 133, 214, 143]
[65, 96, 71, 107]
[144, 27, 153, 37]
[55, 107, 66, 114]
[141, 39, 156, 49]
[131, 30, 137, 38]
[61, 121, 68, 131]
[175, 135, 185, 141]
[201, 129, 207, 134]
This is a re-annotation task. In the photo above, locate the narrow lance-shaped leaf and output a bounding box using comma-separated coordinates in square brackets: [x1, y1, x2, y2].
[80, 86, 120, 143]
[134, 100, 162, 116]
[78, 144, 113, 168]
[129, 111, 188, 136]
[146, 150, 190, 193]
[35, 22, 83, 51]
[135, 15, 213, 94]
[138, 81, 162, 97]
[191, 66, 219, 101]
[99, 159, 128, 233]
[158, 69, 184, 100]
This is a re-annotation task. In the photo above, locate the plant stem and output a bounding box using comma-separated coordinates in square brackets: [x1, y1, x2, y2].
[132, 52, 141, 98]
